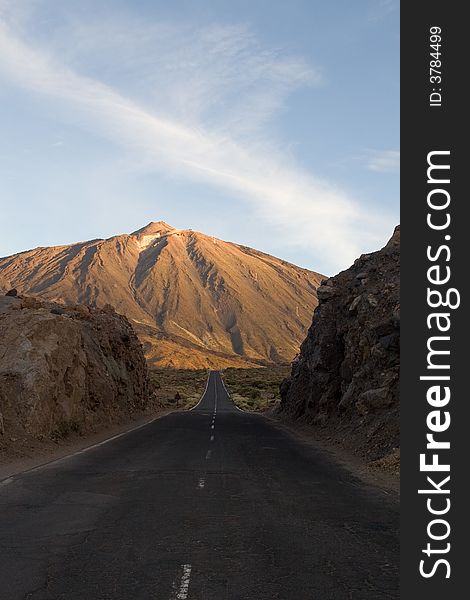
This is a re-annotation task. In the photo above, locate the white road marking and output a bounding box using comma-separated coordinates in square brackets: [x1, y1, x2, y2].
[174, 564, 192, 599]
[219, 374, 245, 412]
[189, 370, 212, 411]
[211, 424, 215, 429]
[198, 478, 205, 489]
[0, 415, 160, 486]
[210, 435, 214, 441]
[205, 450, 212, 459]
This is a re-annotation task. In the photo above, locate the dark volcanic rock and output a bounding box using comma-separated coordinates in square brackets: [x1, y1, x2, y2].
[279, 226, 400, 461]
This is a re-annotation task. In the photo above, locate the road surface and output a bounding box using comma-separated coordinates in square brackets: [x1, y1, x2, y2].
[0, 371, 398, 599]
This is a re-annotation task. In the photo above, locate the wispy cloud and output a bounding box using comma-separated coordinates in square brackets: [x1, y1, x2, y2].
[48, 17, 321, 136]
[0, 5, 393, 272]
[367, 150, 400, 173]
[368, 0, 399, 22]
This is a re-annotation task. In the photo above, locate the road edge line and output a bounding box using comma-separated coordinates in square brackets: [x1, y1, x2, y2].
[219, 372, 245, 412]
[0, 413, 164, 485]
[188, 370, 211, 411]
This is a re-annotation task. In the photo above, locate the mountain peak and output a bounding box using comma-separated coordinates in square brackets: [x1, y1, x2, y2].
[131, 221, 175, 237]
[130, 221, 176, 250]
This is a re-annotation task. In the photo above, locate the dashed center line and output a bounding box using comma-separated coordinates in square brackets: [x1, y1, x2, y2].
[196, 375, 220, 491]
[174, 564, 192, 600]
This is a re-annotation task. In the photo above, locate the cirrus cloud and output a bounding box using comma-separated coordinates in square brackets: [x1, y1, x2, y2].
[0, 4, 393, 273]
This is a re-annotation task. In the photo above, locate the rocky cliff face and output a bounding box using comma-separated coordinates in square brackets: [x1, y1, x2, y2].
[0, 293, 152, 448]
[280, 226, 400, 462]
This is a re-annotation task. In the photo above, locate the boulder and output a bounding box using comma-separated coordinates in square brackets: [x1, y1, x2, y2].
[0, 296, 152, 446]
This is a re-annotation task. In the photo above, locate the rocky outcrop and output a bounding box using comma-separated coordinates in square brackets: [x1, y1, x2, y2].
[0, 294, 152, 448]
[280, 226, 400, 462]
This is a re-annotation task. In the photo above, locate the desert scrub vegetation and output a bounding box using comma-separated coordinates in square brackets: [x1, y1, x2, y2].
[221, 366, 291, 412]
[149, 368, 208, 410]
[50, 418, 83, 442]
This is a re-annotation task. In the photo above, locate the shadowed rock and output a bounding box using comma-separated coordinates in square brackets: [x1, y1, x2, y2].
[0, 295, 152, 447]
[280, 226, 400, 462]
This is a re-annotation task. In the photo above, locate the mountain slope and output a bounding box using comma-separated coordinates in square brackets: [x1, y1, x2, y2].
[0, 222, 323, 368]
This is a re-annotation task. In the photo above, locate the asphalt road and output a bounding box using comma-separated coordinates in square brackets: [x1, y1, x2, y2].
[0, 371, 399, 599]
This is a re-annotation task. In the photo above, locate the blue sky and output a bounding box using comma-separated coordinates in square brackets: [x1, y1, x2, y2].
[0, 0, 399, 274]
